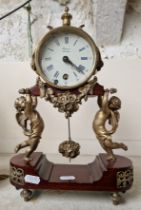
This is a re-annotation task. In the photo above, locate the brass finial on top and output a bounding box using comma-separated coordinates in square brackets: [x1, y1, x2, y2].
[61, 7, 72, 26]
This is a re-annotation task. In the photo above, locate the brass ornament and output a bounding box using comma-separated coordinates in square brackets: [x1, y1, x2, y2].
[14, 89, 44, 162]
[117, 169, 133, 189]
[59, 140, 80, 158]
[93, 89, 128, 161]
[61, 6, 72, 25]
[38, 77, 97, 118]
[10, 166, 24, 185]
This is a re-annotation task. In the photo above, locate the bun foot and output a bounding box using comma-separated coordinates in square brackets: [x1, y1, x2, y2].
[20, 189, 33, 201]
[112, 192, 121, 205]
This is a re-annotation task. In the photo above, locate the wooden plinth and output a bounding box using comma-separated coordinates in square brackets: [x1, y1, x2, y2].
[10, 152, 133, 204]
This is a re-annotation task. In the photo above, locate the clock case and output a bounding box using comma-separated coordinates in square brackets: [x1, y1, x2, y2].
[9, 7, 133, 205]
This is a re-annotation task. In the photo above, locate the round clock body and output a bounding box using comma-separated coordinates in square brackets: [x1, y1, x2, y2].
[35, 26, 99, 90]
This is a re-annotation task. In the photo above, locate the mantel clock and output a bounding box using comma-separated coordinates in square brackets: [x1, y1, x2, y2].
[10, 7, 133, 205]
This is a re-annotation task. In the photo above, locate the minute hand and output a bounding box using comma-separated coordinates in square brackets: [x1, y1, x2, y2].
[63, 56, 85, 74]
[70, 62, 85, 75]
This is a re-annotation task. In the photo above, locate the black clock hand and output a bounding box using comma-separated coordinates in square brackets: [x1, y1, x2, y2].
[63, 56, 85, 74]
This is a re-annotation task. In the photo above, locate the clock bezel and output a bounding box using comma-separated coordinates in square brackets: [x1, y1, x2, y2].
[34, 25, 99, 90]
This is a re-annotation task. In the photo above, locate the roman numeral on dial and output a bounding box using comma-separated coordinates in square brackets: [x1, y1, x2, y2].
[79, 47, 85, 52]
[44, 57, 51, 60]
[78, 65, 85, 71]
[47, 65, 53, 71]
[73, 72, 79, 80]
[81, 57, 88, 60]
[73, 39, 78, 46]
[64, 37, 69, 44]
[54, 71, 59, 78]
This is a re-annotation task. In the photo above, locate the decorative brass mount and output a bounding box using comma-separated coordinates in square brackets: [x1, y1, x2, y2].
[37, 76, 97, 118]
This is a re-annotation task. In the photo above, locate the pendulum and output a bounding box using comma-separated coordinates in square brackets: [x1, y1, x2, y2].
[58, 117, 80, 159]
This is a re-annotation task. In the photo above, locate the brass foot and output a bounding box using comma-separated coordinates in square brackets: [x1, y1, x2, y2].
[20, 189, 33, 201]
[112, 192, 121, 205]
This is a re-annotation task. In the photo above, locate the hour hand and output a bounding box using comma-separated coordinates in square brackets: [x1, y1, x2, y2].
[63, 56, 72, 64]
[63, 56, 84, 74]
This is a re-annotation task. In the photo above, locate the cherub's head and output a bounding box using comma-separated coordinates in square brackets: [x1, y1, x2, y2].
[108, 96, 121, 111]
[15, 96, 26, 112]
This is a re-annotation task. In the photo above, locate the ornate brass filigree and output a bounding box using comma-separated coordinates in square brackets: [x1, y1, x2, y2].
[38, 77, 97, 118]
[10, 166, 24, 185]
[93, 89, 128, 161]
[59, 140, 80, 158]
[117, 169, 133, 189]
[14, 89, 44, 162]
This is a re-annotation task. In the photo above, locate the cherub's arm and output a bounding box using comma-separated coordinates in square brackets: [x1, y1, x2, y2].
[102, 88, 117, 113]
[97, 95, 102, 108]
[24, 94, 33, 117]
[101, 89, 110, 113]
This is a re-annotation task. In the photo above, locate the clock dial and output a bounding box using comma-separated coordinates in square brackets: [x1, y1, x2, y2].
[36, 27, 98, 89]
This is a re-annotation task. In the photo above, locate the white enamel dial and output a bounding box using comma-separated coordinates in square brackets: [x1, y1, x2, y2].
[36, 28, 97, 89]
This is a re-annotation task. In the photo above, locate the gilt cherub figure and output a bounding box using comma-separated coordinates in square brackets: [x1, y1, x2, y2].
[14, 89, 44, 162]
[93, 88, 128, 160]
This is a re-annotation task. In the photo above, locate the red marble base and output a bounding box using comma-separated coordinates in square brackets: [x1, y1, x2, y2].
[10, 152, 133, 204]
